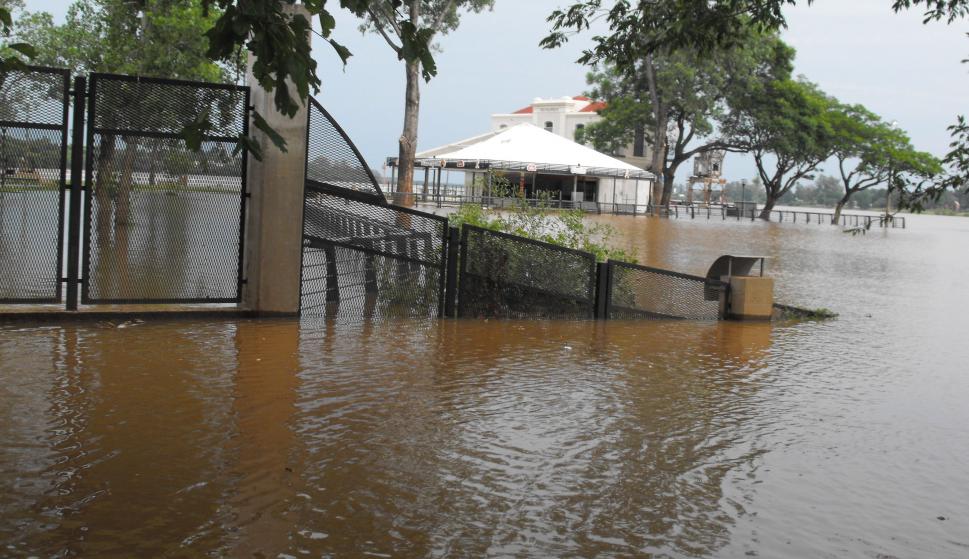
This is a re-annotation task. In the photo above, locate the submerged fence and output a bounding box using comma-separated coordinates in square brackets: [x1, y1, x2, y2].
[0, 66, 251, 309]
[0, 66, 733, 323]
[604, 261, 726, 320]
[457, 225, 597, 320]
[82, 74, 249, 304]
[300, 187, 447, 323]
[299, 98, 449, 323]
[296, 95, 729, 324]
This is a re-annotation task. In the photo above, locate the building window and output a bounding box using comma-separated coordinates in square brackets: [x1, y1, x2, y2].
[545, 121, 553, 132]
[499, 124, 507, 129]
[574, 123, 584, 140]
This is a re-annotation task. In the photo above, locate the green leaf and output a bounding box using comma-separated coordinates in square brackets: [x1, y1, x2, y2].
[252, 110, 288, 153]
[0, 7, 12, 31]
[9, 43, 37, 59]
[0, 56, 29, 72]
[329, 38, 352, 65]
[179, 109, 213, 151]
[319, 10, 336, 38]
[233, 134, 263, 161]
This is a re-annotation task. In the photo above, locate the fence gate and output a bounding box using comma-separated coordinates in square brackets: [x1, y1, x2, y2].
[300, 98, 448, 322]
[81, 74, 249, 304]
[458, 225, 597, 319]
[0, 66, 70, 304]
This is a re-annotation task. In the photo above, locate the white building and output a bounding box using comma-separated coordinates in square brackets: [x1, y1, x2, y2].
[490, 96, 652, 171]
[400, 123, 654, 212]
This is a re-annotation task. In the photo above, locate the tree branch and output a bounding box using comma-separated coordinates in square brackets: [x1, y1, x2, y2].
[367, 6, 403, 54]
[430, 0, 458, 32]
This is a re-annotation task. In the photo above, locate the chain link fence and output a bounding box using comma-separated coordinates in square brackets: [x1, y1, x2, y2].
[82, 74, 249, 303]
[0, 66, 70, 303]
[300, 187, 447, 323]
[457, 225, 597, 319]
[605, 261, 726, 320]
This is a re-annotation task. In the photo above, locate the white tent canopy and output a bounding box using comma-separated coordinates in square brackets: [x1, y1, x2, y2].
[417, 123, 653, 179]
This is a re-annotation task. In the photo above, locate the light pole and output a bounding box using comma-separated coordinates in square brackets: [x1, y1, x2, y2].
[885, 120, 898, 226]
[739, 179, 746, 221]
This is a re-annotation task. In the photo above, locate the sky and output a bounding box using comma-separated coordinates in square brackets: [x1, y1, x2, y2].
[24, 0, 969, 183]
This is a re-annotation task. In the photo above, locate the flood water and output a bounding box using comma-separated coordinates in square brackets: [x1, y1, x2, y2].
[2, 213, 968, 558]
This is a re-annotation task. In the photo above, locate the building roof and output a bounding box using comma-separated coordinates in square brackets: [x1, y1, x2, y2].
[505, 96, 604, 116]
[420, 123, 653, 179]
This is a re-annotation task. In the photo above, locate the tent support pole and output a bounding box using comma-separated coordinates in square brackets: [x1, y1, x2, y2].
[634, 178, 640, 215]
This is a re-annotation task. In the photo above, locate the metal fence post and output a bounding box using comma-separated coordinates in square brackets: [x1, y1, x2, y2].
[443, 226, 460, 318]
[65, 76, 86, 311]
[594, 261, 609, 319]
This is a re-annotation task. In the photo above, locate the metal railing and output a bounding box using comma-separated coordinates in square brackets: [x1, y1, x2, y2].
[666, 203, 906, 228]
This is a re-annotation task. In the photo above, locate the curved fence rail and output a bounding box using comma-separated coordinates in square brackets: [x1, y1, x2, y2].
[306, 98, 385, 203]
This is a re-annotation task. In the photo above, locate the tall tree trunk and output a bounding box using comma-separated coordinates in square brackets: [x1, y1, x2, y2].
[832, 193, 851, 224]
[396, 59, 421, 207]
[95, 135, 117, 238]
[758, 189, 778, 220]
[643, 54, 667, 215]
[396, 1, 423, 207]
[660, 166, 675, 206]
[648, 113, 667, 213]
[115, 137, 140, 226]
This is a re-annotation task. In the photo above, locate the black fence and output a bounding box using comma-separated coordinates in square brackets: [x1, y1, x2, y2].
[81, 73, 249, 304]
[604, 261, 727, 320]
[300, 185, 447, 322]
[0, 66, 70, 303]
[457, 225, 597, 319]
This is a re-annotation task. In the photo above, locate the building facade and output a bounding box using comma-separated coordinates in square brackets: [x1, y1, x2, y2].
[490, 96, 652, 171]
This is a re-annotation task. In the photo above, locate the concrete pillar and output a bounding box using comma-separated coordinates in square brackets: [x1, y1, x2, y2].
[243, 4, 311, 315]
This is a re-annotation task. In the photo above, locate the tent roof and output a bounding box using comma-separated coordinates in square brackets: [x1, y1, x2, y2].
[419, 123, 653, 179]
[416, 129, 502, 158]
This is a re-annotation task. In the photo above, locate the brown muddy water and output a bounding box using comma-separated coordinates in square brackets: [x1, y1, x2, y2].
[2, 214, 968, 558]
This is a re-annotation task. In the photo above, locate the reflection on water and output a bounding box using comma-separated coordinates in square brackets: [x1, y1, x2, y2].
[2, 214, 969, 557]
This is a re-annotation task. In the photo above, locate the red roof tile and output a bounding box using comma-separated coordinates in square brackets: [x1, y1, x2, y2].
[513, 105, 533, 114]
[580, 101, 607, 113]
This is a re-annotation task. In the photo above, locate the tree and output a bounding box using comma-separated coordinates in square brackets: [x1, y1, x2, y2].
[545, 1, 967, 61]
[828, 104, 942, 222]
[354, 0, 493, 206]
[3, 0, 446, 162]
[576, 31, 794, 208]
[726, 78, 838, 219]
[8, 0, 241, 232]
[544, 0, 969, 206]
[0, 0, 37, 70]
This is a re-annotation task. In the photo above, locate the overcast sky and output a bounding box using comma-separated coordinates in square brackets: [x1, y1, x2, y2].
[26, 0, 969, 183]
